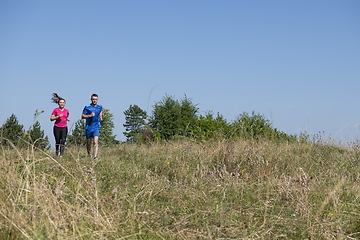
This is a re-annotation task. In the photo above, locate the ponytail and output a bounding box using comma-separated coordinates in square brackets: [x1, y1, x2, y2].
[51, 93, 65, 104]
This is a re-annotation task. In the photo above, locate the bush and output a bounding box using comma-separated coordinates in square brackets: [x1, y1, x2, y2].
[231, 111, 296, 142]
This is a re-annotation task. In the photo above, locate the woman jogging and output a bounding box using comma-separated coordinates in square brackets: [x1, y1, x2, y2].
[50, 93, 70, 157]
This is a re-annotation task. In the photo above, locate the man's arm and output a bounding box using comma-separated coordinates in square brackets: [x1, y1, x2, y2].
[82, 112, 95, 119]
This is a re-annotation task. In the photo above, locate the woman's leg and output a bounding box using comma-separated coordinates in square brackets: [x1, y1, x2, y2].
[59, 127, 68, 156]
[53, 126, 61, 156]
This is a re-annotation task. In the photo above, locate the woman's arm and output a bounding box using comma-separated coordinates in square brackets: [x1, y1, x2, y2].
[50, 114, 62, 121]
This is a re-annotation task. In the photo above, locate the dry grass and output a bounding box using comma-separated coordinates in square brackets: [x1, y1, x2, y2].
[1, 139, 360, 239]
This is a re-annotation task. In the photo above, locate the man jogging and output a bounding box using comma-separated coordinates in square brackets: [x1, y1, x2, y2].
[82, 93, 103, 159]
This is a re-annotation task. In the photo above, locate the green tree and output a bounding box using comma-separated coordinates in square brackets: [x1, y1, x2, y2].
[28, 120, 50, 150]
[149, 95, 199, 140]
[179, 96, 199, 136]
[67, 119, 87, 146]
[100, 108, 119, 146]
[194, 112, 230, 140]
[231, 111, 295, 141]
[123, 105, 147, 142]
[232, 111, 273, 139]
[0, 114, 25, 147]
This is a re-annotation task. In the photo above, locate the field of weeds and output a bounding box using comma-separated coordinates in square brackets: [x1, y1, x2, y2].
[1, 139, 360, 239]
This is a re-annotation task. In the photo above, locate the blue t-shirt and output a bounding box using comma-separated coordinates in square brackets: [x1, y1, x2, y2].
[83, 104, 103, 130]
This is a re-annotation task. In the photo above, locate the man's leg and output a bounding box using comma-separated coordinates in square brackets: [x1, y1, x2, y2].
[87, 138, 92, 156]
[86, 129, 93, 157]
[93, 136, 99, 158]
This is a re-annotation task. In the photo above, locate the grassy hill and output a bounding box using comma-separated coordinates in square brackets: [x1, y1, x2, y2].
[1, 139, 360, 239]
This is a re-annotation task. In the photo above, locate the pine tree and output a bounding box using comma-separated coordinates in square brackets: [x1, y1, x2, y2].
[27, 120, 50, 150]
[67, 119, 87, 146]
[123, 105, 147, 142]
[100, 108, 119, 146]
[0, 114, 25, 146]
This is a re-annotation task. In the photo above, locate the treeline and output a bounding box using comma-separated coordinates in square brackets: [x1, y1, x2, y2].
[0, 110, 50, 149]
[123, 94, 297, 143]
[0, 94, 298, 149]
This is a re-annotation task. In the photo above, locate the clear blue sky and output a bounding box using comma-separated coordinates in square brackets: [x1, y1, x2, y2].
[1, 1, 359, 147]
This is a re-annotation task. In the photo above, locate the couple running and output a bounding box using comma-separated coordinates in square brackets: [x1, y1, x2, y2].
[50, 93, 102, 159]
